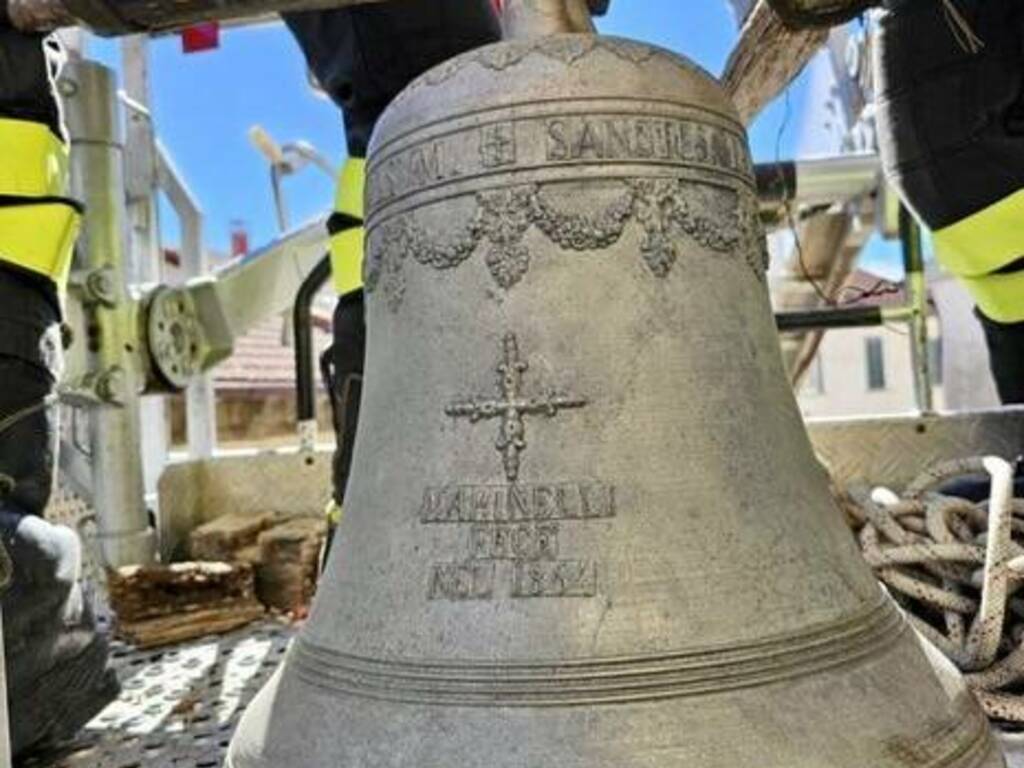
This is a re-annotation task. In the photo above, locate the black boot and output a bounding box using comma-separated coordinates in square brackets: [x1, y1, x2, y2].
[1, 510, 119, 758]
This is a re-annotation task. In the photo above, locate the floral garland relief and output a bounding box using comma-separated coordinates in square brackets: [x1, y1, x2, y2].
[365, 180, 769, 313]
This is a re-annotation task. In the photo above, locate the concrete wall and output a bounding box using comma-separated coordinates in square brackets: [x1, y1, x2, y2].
[169, 390, 334, 447]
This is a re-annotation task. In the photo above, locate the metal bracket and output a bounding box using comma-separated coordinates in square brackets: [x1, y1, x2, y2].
[143, 217, 329, 393]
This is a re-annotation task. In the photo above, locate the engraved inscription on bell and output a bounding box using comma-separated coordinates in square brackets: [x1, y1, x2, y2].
[426, 334, 608, 602]
[421, 492, 610, 600]
[545, 115, 744, 167]
[368, 112, 752, 211]
[427, 562, 495, 601]
[469, 522, 560, 560]
[511, 559, 597, 599]
[419, 482, 617, 523]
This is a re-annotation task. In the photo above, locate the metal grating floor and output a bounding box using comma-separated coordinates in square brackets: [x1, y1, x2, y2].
[21, 618, 297, 768]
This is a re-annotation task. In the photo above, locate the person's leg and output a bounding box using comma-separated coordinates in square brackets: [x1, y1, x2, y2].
[318, 290, 364, 561]
[0, 21, 118, 757]
[876, 0, 1024, 405]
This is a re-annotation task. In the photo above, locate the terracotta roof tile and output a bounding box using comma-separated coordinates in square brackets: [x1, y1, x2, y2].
[215, 316, 332, 391]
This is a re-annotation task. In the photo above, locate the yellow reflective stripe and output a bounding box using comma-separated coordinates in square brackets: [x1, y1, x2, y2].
[0, 119, 69, 198]
[325, 499, 343, 525]
[933, 188, 1024, 277]
[333, 158, 365, 220]
[0, 202, 81, 289]
[959, 269, 1024, 324]
[330, 227, 364, 295]
[329, 157, 366, 295]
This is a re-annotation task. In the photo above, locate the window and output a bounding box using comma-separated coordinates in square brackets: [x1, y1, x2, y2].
[803, 354, 825, 395]
[865, 337, 886, 391]
[928, 338, 944, 386]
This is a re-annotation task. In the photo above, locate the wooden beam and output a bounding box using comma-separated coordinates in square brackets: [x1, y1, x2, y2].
[7, 0, 385, 33]
[722, 0, 828, 125]
[8, 0, 607, 35]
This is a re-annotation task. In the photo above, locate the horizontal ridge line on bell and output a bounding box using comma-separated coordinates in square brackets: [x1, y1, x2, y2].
[296, 598, 897, 677]
[365, 161, 755, 227]
[364, 173, 753, 245]
[289, 601, 905, 706]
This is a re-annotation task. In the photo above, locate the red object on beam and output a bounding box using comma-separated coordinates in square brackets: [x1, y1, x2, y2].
[491, 0, 502, 14]
[181, 22, 220, 53]
[231, 220, 250, 259]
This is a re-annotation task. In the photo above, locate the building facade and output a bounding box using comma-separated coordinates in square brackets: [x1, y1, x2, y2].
[793, 271, 946, 419]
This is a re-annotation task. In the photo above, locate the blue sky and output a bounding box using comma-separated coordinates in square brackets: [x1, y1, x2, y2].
[89, 1, 902, 276]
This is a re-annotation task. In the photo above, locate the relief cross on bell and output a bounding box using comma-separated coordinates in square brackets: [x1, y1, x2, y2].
[445, 333, 587, 482]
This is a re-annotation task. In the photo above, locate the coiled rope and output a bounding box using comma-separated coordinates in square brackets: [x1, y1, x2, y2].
[844, 456, 1024, 722]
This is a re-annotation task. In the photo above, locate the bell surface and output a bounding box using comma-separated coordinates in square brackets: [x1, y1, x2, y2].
[229, 33, 1002, 768]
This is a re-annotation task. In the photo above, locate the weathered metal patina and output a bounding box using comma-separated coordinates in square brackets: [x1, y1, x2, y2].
[228, 11, 1003, 768]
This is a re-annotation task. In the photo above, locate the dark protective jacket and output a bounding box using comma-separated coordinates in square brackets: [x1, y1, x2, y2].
[876, 0, 1024, 402]
[284, 0, 502, 157]
[0, 20, 68, 512]
[0, 25, 68, 379]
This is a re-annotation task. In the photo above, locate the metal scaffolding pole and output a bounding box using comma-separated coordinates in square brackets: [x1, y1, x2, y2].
[62, 60, 156, 567]
[156, 146, 218, 457]
[900, 205, 934, 415]
[121, 36, 175, 498]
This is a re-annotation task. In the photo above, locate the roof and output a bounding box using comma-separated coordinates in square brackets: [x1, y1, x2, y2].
[835, 269, 907, 308]
[214, 315, 332, 391]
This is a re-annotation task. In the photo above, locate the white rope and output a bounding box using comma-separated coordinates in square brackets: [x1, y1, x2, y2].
[847, 456, 1024, 721]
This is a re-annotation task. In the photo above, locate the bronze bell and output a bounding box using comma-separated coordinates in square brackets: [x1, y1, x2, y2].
[229, 7, 1003, 767]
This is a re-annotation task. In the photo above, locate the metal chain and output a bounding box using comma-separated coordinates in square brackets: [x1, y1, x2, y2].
[844, 456, 1024, 721]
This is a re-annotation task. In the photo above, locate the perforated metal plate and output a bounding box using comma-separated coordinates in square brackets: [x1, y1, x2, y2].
[22, 619, 297, 768]
[808, 407, 1024, 489]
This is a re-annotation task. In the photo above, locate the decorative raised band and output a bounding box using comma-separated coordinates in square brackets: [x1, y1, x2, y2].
[364, 177, 768, 312]
[290, 598, 905, 708]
